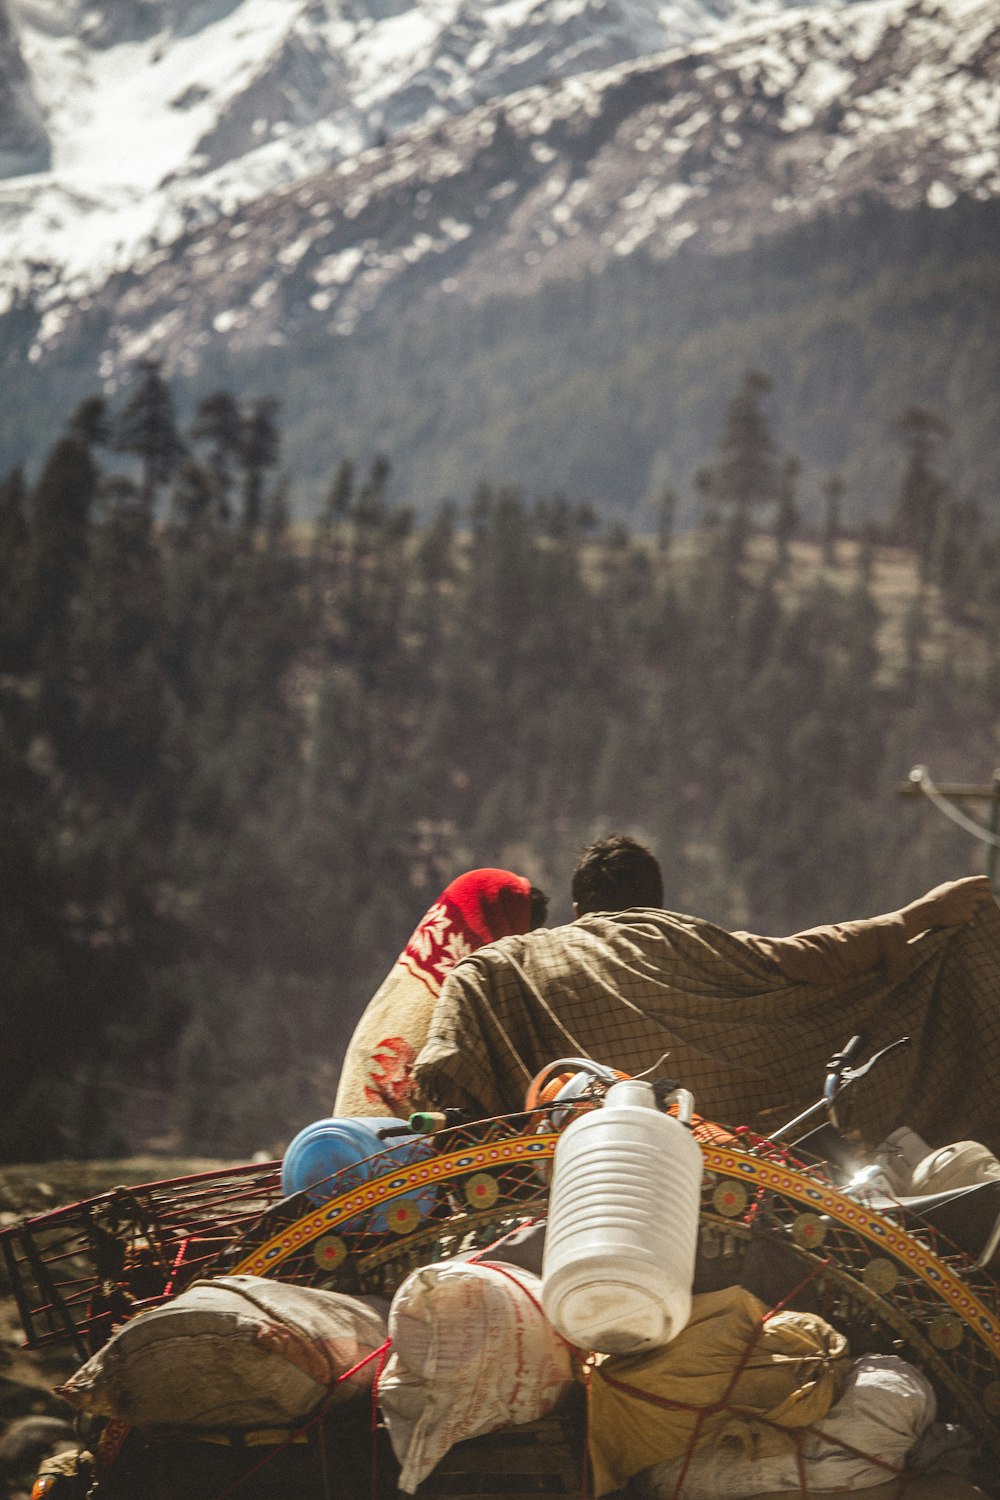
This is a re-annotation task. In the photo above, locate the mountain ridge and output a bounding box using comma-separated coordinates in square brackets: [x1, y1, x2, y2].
[15, 0, 1000, 372]
[1, 0, 998, 523]
[1, 0, 836, 306]
[0, 1, 48, 176]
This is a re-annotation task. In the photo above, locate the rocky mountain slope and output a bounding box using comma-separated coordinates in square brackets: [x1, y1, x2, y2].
[1, 0, 998, 517]
[12, 0, 999, 373]
[0, 4, 47, 178]
[0, 0, 833, 309]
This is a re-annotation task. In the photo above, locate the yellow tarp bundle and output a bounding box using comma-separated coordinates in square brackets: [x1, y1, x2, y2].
[587, 1286, 850, 1496]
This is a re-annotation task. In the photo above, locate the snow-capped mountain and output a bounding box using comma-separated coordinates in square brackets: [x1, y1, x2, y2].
[2, 0, 998, 518]
[15, 0, 999, 378]
[1, 0, 835, 309]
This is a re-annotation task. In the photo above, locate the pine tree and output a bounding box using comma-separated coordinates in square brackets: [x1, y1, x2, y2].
[931, 495, 982, 621]
[189, 390, 243, 525]
[70, 468, 168, 794]
[0, 713, 90, 1156]
[710, 370, 780, 528]
[656, 487, 677, 556]
[313, 458, 354, 560]
[170, 456, 216, 538]
[114, 359, 186, 505]
[240, 396, 281, 531]
[693, 465, 718, 529]
[773, 455, 800, 567]
[0, 467, 31, 670]
[822, 473, 844, 566]
[336, 456, 414, 689]
[28, 431, 97, 669]
[68, 395, 110, 448]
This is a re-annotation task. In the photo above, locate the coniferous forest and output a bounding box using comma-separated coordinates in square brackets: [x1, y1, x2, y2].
[3, 361, 999, 1162]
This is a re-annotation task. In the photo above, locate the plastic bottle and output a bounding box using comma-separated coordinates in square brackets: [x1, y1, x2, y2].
[281, 1116, 436, 1231]
[541, 1079, 702, 1354]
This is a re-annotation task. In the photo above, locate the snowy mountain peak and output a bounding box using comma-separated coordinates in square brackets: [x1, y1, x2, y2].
[1, 0, 859, 305]
[40, 0, 993, 367]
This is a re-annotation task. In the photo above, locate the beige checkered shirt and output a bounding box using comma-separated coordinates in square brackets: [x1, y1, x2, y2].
[413, 903, 1000, 1150]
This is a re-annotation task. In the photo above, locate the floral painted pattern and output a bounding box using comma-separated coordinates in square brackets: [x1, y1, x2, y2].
[334, 869, 531, 1118]
[364, 1035, 418, 1111]
[403, 900, 474, 986]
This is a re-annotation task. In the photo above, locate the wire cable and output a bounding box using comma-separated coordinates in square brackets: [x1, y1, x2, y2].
[909, 765, 1000, 849]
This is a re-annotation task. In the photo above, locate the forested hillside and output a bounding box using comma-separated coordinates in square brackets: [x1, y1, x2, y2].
[3, 196, 999, 526]
[3, 364, 998, 1162]
[261, 194, 1000, 525]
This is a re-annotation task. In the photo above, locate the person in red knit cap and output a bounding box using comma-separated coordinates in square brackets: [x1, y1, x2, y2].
[334, 869, 548, 1118]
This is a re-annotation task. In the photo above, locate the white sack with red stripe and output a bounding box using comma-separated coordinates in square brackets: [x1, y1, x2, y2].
[380, 1260, 576, 1492]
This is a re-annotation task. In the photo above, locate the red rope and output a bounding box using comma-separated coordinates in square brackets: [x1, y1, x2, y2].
[793, 1437, 809, 1498]
[467, 1219, 544, 1265]
[801, 1421, 904, 1477]
[767, 1257, 830, 1317]
[594, 1384, 906, 1500]
[472, 1260, 555, 1320]
[599, 1308, 770, 1500]
[596, 1258, 836, 1500]
[466, 1256, 589, 1496]
[581, 1363, 593, 1500]
[467, 1258, 584, 1366]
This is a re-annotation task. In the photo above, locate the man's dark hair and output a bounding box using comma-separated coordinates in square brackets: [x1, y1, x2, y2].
[571, 834, 664, 916]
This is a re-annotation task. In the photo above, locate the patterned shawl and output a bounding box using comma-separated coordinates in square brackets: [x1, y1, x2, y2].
[333, 869, 533, 1118]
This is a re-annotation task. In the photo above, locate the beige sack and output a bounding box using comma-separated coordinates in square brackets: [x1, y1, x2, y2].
[637, 1354, 935, 1499]
[58, 1276, 388, 1430]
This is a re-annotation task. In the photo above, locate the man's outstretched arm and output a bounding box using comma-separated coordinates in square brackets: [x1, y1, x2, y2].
[740, 875, 995, 985]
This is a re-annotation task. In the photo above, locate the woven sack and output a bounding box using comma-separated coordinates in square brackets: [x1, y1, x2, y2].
[58, 1275, 388, 1430]
[379, 1260, 575, 1492]
[637, 1354, 935, 1499]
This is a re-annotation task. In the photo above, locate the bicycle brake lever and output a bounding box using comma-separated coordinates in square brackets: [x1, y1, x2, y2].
[825, 1034, 865, 1075]
[823, 1033, 865, 1105]
[841, 1035, 911, 1086]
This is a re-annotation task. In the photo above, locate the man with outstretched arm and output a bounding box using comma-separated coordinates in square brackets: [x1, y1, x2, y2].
[413, 835, 998, 1150]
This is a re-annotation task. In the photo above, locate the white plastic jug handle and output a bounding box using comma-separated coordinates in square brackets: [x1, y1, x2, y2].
[663, 1088, 695, 1127]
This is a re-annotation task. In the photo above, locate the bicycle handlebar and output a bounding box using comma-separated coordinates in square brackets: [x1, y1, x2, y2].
[771, 1032, 911, 1143]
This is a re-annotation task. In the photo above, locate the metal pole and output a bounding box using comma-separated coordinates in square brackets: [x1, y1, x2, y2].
[899, 769, 1000, 888]
[988, 770, 1000, 893]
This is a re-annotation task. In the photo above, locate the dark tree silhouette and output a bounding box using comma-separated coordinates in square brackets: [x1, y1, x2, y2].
[710, 370, 780, 524]
[240, 396, 281, 531]
[114, 359, 186, 504]
[822, 472, 844, 565]
[190, 390, 244, 525]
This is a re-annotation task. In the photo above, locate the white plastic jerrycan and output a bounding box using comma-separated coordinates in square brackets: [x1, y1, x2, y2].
[541, 1078, 702, 1354]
